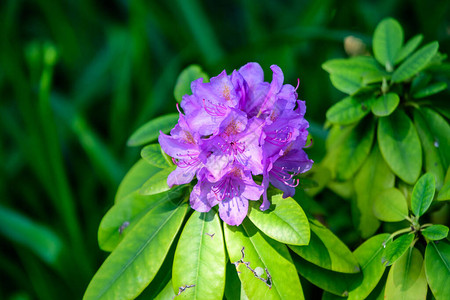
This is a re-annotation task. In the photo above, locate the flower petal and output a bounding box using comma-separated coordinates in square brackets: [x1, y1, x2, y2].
[219, 196, 249, 226]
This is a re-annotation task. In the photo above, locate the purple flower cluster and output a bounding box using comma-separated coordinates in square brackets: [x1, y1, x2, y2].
[159, 63, 313, 226]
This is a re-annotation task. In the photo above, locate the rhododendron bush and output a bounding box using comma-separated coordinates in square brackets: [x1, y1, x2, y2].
[84, 18, 449, 300]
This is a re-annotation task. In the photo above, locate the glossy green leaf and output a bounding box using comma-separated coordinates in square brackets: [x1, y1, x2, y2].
[437, 176, 450, 201]
[247, 195, 310, 246]
[127, 113, 179, 147]
[0, 204, 64, 266]
[141, 144, 172, 168]
[115, 159, 162, 203]
[84, 199, 188, 300]
[322, 56, 381, 75]
[414, 110, 445, 190]
[172, 210, 226, 300]
[425, 240, 450, 300]
[413, 82, 447, 99]
[411, 173, 435, 217]
[174, 65, 209, 103]
[99, 187, 185, 252]
[224, 219, 304, 300]
[326, 96, 372, 125]
[378, 109, 422, 184]
[382, 233, 414, 266]
[373, 18, 403, 70]
[347, 234, 390, 300]
[354, 145, 394, 237]
[373, 188, 408, 222]
[371, 93, 399, 117]
[385, 247, 427, 300]
[419, 108, 450, 169]
[154, 280, 176, 300]
[395, 34, 423, 64]
[421, 225, 449, 241]
[293, 255, 359, 297]
[329, 73, 362, 95]
[391, 42, 439, 83]
[139, 166, 176, 195]
[224, 262, 242, 300]
[336, 116, 375, 181]
[290, 219, 360, 273]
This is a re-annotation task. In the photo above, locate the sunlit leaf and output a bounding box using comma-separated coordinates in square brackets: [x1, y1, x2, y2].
[139, 166, 176, 195]
[421, 225, 449, 241]
[373, 18, 403, 70]
[411, 173, 435, 218]
[127, 113, 179, 147]
[99, 187, 185, 252]
[174, 65, 209, 103]
[172, 210, 226, 300]
[425, 240, 450, 300]
[84, 199, 188, 300]
[326, 96, 372, 125]
[373, 188, 408, 222]
[412, 82, 447, 99]
[354, 145, 394, 237]
[395, 34, 423, 64]
[248, 195, 310, 246]
[224, 219, 304, 299]
[290, 219, 360, 273]
[391, 41, 439, 83]
[385, 247, 427, 300]
[347, 234, 390, 300]
[115, 159, 162, 203]
[414, 110, 445, 190]
[382, 233, 414, 266]
[141, 144, 172, 168]
[370, 93, 399, 117]
[378, 109, 422, 184]
[154, 280, 176, 300]
[437, 174, 450, 201]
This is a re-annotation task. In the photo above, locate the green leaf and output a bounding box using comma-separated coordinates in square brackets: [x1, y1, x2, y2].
[391, 41, 439, 83]
[83, 198, 188, 300]
[224, 219, 304, 299]
[141, 144, 172, 168]
[115, 159, 162, 203]
[373, 188, 408, 222]
[225, 262, 243, 300]
[292, 255, 359, 297]
[174, 65, 209, 103]
[425, 240, 450, 300]
[0, 204, 64, 266]
[172, 210, 226, 300]
[154, 280, 176, 300]
[347, 234, 390, 300]
[371, 93, 399, 117]
[419, 108, 450, 169]
[127, 113, 179, 147]
[411, 173, 436, 217]
[413, 82, 447, 99]
[326, 96, 372, 125]
[354, 145, 394, 237]
[395, 34, 423, 64]
[99, 187, 185, 252]
[414, 110, 445, 190]
[378, 109, 422, 184]
[290, 219, 360, 273]
[247, 195, 310, 246]
[336, 116, 375, 181]
[437, 175, 450, 201]
[421, 225, 449, 241]
[385, 247, 427, 300]
[373, 18, 404, 71]
[329, 73, 362, 95]
[382, 233, 414, 266]
[139, 166, 176, 196]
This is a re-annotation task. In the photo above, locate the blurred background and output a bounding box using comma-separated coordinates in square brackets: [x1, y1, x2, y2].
[1, 0, 449, 299]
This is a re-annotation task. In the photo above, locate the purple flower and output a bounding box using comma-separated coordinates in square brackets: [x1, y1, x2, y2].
[159, 62, 313, 225]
